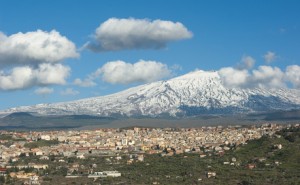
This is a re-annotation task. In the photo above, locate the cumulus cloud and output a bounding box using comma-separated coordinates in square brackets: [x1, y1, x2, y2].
[94, 60, 172, 84]
[0, 30, 78, 66]
[251, 66, 285, 88]
[263, 51, 277, 63]
[218, 54, 296, 89]
[60, 88, 79, 96]
[87, 18, 192, 52]
[0, 29, 76, 91]
[286, 65, 300, 88]
[0, 64, 70, 91]
[34, 87, 54, 95]
[218, 67, 249, 88]
[35, 63, 70, 85]
[0, 66, 35, 90]
[73, 78, 96, 87]
[237, 55, 255, 69]
[218, 65, 300, 89]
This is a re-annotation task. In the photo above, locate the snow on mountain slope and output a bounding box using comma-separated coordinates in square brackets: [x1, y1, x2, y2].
[2, 70, 300, 117]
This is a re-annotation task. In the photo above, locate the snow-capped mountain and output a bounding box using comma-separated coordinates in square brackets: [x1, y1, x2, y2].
[2, 70, 300, 117]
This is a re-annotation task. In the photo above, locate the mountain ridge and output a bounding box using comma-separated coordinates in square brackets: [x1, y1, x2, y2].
[2, 70, 300, 117]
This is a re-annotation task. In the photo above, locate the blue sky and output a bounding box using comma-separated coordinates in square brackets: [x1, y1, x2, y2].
[0, 0, 299, 109]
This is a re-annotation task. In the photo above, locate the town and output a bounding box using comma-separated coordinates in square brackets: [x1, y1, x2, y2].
[0, 123, 299, 184]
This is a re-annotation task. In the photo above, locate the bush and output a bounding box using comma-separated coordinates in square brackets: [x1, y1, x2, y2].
[0, 176, 5, 183]
[43, 176, 52, 181]
[284, 135, 296, 142]
[24, 140, 59, 148]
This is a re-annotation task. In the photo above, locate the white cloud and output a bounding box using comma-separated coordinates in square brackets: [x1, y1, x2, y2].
[251, 66, 285, 88]
[35, 63, 70, 85]
[0, 66, 35, 90]
[237, 55, 255, 69]
[219, 65, 286, 89]
[0, 30, 78, 66]
[95, 60, 172, 84]
[87, 18, 192, 52]
[0, 64, 70, 91]
[60, 88, 79, 96]
[263, 51, 277, 63]
[218, 67, 249, 88]
[34, 87, 53, 95]
[0, 30, 76, 91]
[286, 65, 300, 88]
[73, 78, 96, 87]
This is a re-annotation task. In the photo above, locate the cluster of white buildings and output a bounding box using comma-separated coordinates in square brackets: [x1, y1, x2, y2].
[0, 124, 293, 165]
[0, 123, 298, 183]
[87, 171, 121, 178]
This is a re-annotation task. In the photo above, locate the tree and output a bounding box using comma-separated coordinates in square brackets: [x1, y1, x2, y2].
[0, 176, 5, 183]
[285, 135, 296, 142]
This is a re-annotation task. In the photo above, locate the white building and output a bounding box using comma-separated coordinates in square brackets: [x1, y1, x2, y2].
[88, 171, 121, 178]
[40, 135, 50, 141]
[29, 175, 40, 184]
[103, 171, 121, 177]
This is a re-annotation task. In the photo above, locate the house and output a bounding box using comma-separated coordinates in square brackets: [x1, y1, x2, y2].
[147, 150, 159, 154]
[103, 171, 121, 177]
[175, 149, 183, 154]
[88, 171, 121, 178]
[206, 171, 216, 178]
[0, 168, 6, 176]
[184, 148, 191, 153]
[29, 175, 40, 185]
[63, 151, 74, 157]
[77, 147, 90, 154]
[214, 146, 222, 151]
[88, 172, 107, 178]
[10, 171, 37, 179]
[72, 163, 80, 168]
[223, 146, 230, 151]
[39, 156, 49, 160]
[127, 159, 133, 164]
[218, 150, 225, 156]
[40, 135, 50, 141]
[76, 153, 85, 159]
[274, 144, 282, 150]
[166, 152, 174, 156]
[11, 157, 19, 162]
[258, 157, 266, 162]
[199, 154, 207, 158]
[141, 145, 150, 151]
[138, 154, 144, 162]
[247, 163, 256, 169]
[28, 164, 48, 170]
[115, 156, 122, 160]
